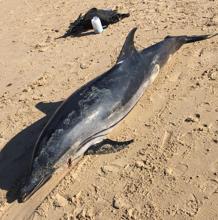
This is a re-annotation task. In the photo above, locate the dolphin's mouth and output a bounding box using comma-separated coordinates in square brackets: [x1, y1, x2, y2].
[18, 174, 52, 203]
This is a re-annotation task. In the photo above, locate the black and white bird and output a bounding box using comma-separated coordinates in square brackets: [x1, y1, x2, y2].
[59, 8, 130, 38]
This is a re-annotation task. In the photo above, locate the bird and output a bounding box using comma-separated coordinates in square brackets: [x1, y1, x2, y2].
[58, 8, 130, 38]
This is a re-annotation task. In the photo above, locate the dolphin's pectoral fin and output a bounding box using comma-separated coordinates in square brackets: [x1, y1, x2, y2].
[117, 27, 138, 63]
[85, 139, 134, 155]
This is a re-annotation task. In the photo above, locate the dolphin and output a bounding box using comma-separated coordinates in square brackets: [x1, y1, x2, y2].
[19, 28, 217, 202]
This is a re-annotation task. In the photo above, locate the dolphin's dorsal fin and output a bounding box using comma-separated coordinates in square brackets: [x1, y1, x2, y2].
[117, 27, 138, 63]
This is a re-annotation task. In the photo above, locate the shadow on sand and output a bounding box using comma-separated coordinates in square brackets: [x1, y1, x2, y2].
[56, 30, 97, 39]
[0, 100, 132, 203]
[0, 101, 62, 203]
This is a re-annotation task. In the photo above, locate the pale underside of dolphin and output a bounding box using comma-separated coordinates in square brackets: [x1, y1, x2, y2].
[19, 28, 217, 202]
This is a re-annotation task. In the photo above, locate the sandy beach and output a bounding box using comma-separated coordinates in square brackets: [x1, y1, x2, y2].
[0, 0, 218, 219]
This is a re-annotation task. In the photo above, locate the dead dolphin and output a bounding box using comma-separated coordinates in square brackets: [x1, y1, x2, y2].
[19, 28, 217, 202]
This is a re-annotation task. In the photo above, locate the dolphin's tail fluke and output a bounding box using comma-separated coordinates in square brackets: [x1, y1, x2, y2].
[183, 33, 218, 44]
[165, 33, 218, 45]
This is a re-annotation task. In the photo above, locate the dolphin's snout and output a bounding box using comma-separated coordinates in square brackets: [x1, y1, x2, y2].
[18, 174, 52, 202]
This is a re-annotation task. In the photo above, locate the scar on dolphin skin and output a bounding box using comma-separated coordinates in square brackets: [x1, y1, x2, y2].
[18, 27, 218, 202]
[150, 64, 160, 83]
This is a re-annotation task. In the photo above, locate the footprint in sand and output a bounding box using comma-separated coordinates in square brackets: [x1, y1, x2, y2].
[199, 161, 218, 196]
[200, 180, 218, 196]
[172, 163, 188, 177]
[181, 194, 199, 217]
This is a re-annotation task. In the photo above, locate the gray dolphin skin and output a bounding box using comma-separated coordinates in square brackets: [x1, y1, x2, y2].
[19, 28, 217, 202]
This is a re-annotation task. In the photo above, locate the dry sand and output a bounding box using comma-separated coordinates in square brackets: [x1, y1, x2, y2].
[0, 0, 218, 219]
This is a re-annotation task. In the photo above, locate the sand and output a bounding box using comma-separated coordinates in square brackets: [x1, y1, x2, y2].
[0, 0, 218, 219]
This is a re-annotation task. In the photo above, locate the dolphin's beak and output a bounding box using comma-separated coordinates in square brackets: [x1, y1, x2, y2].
[18, 174, 52, 203]
[19, 191, 31, 203]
